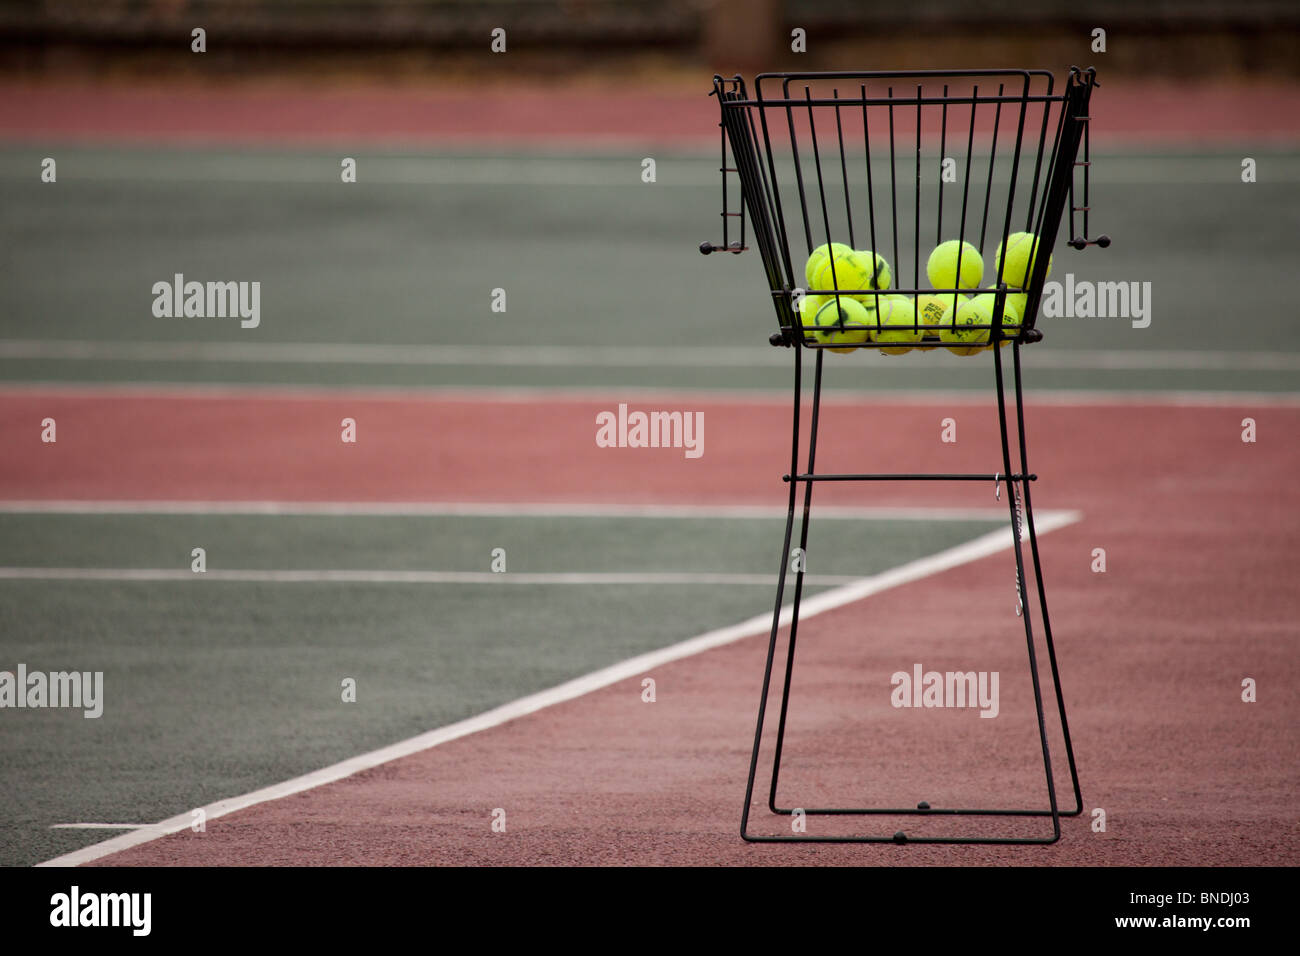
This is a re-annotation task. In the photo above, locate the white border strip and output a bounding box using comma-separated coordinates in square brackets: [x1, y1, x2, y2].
[2, 381, 1298, 407]
[37, 509, 1079, 867]
[0, 568, 868, 586]
[3, 339, 1299, 372]
[50, 824, 152, 831]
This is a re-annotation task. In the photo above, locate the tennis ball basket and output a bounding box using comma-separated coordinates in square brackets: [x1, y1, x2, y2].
[700, 68, 1108, 844]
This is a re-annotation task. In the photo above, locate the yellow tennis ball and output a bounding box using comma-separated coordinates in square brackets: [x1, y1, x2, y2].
[998, 289, 1029, 322]
[930, 292, 970, 338]
[853, 249, 892, 297]
[804, 294, 872, 353]
[797, 292, 823, 329]
[875, 295, 923, 355]
[980, 286, 1028, 334]
[810, 247, 890, 300]
[971, 292, 1022, 348]
[805, 242, 853, 289]
[994, 232, 1052, 288]
[927, 240, 983, 291]
[810, 246, 864, 292]
[939, 296, 992, 356]
[916, 293, 949, 339]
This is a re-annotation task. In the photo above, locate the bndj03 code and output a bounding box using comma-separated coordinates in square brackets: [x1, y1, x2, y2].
[1201, 893, 1249, 907]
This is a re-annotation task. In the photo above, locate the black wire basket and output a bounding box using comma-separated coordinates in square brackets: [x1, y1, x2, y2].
[702, 67, 1108, 845]
[703, 67, 1108, 354]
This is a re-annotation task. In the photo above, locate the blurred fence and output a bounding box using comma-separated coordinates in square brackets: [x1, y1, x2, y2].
[2, 0, 1297, 74]
[0, 1, 697, 47]
[5, 0, 1299, 46]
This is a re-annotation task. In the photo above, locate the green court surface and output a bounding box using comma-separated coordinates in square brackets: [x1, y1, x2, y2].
[1, 147, 1298, 394]
[0, 510, 998, 866]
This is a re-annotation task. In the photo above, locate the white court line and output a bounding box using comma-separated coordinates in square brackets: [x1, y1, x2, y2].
[37, 509, 1079, 867]
[0, 567, 868, 586]
[0, 500, 1018, 522]
[3, 339, 1299, 371]
[2, 381, 1299, 407]
[0, 339, 793, 368]
[1, 153, 1296, 186]
[50, 824, 153, 830]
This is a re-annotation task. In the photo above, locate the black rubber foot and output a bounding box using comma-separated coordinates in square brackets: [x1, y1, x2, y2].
[917, 801, 931, 811]
[892, 831, 908, 844]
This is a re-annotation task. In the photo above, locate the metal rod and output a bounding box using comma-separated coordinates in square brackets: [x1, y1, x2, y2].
[787, 473, 1036, 482]
[766, 347, 825, 812]
[994, 340, 1062, 841]
[1014, 340, 1085, 815]
[740, 342, 804, 841]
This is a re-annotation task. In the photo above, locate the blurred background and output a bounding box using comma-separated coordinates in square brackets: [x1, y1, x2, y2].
[2, 0, 1298, 394]
[3, 0, 1299, 81]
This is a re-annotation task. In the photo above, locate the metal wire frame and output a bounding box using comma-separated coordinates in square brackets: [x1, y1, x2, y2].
[704, 67, 1103, 844]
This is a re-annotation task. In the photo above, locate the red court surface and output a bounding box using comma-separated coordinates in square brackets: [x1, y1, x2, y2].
[2, 388, 1295, 865]
[3, 80, 1299, 147]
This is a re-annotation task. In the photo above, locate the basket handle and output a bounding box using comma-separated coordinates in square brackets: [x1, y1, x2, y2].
[701, 76, 748, 256]
[1066, 67, 1110, 250]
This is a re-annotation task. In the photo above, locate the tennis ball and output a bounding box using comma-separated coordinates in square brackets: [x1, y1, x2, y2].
[837, 249, 891, 316]
[939, 296, 992, 356]
[971, 292, 1022, 348]
[805, 242, 853, 289]
[927, 240, 983, 291]
[994, 232, 1052, 288]
[875, 295, 923, 355]
[1000, 290, 1029, 322]
[853, 249, 892, 297]
[797, 292, 823, 329]
[916, 293, 949, 339]
[804, 294, 873, 353]
[809, 247, 891, 303]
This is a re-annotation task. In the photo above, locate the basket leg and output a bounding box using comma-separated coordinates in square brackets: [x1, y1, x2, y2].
[742, 342, 1079, 844]
[993, 341, 1062, 843]
[1012, 342, 1084, 816]
[741, 344, 806, 841]
[766, 347, 826, 814]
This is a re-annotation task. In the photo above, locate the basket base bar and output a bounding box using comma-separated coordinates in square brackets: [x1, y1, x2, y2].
[742, 835, 1061, 845]
[769, 806, 1082, 817]
[786, 472, 1035, 483]
[740, 342, 1083, 847]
